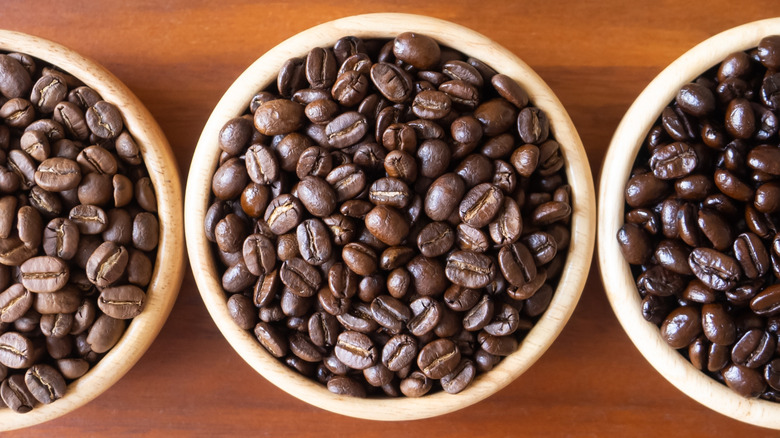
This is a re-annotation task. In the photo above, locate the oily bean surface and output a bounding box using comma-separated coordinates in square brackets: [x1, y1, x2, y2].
[619, 38, 780, 403]
[207, 34, 570, 398]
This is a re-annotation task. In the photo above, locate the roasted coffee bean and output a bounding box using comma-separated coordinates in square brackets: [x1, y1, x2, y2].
[661, 306, 703, 349]
[370, 62, 412, 103]
[406, 296, 442, 336]
[25, 364, 66, 404]
[417, 338, 460, 379]
[264, 194, 303, 235]
[458, 183, 503, 228]
[335, 330, 376, 369]
[280, 258, 321, 298]
[689, 248, 741, 291]
[731, 329, 776, 368]
[498, 242, 537, 287]
[20, 256, 69, 293]
[393, 33, 440, 70]
[364, 205, 409, 247]
[254, 99, 304, 136]
[445, 251, 495, 289]
[723, 363, 767, 398]
[1, 374, 34, 413]
[417, 221, 454, 258]
[0, 331, 36, 368]
[86, 241, 127, 288]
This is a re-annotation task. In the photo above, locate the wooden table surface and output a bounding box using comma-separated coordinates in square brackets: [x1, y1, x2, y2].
[2, 1, 779, 436]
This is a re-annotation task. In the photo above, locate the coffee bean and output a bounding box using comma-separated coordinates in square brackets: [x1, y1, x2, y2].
[445, 251, 495, 289]
[0, 331, 35, 368]
[393, 33, 440, 70]
[335, 331, 376, 370]
[280, 258, 321, 298]
[417, 339, 460, 379]
[364, 205, 409, 246]
[1, 374, 34, 413]
[459, 183, 504, 228]
[20, 256, 69, 293]
[86, 242, 128, 288]
[0, 285, 32, 323]
[370, 62, 412, 103]
[688, 248, 741, 291]
[254, 99, 305, 136]
[407, 297, 442, 336]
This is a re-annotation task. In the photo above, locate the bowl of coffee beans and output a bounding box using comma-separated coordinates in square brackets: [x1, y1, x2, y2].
[0, 31, 184, 430]
[186, 13, 594, 420]
[600, 17, 780, 429]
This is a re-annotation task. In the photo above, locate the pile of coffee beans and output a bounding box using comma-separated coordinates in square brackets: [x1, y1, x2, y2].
[0, 52, 158, 412]
[618, 36, 780, 401]
[206, 32, 571, 398]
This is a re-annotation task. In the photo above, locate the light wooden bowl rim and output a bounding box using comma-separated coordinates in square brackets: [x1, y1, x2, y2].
[185, 12, 595, 421]
[598, 17, 780, 430]
[0, 31, 185, 431]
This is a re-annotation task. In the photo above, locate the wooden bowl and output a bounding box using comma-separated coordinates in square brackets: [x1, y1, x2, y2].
[598, 17, 780, 430]
[0, 31, 184, 431]
[185, 13, 595, 420]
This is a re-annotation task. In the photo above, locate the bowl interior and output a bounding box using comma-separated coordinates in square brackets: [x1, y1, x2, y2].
[0, 31, 184, 431]
[185, 13, 595, 421]
[598, 17, 780, 430]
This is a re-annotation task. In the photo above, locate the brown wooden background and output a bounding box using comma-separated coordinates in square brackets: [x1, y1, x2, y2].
[2, 1, 780, 436]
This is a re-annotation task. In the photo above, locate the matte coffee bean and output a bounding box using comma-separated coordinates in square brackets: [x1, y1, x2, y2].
[86, 241, 128, 288]
[20, 256, 69, 293]
[0, 284, 32, 323]
[0, 331, 35, 368]
[25, 364, 66, 404]
[1, 374, 34, 413]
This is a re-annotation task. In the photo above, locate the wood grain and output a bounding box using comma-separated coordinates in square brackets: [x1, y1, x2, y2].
[1, 0, 779, 436]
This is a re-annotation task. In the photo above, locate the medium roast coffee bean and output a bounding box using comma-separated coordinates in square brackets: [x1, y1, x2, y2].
[25, 363, 66, 404]
[417, 338, 460, 379]
[335, 330, 376, 369]
[207, 33, 570, 399]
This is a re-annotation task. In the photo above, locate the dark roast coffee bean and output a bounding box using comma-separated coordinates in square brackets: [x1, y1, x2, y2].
[254, 99, 304, 136]
[280, 258, 321, 298]
[365, 205, 409, 247]
[393, 33, 440, 70]
[661, 306, 703, 349]
[445, 251, 495, 289]
[689, 248, 741, 291]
